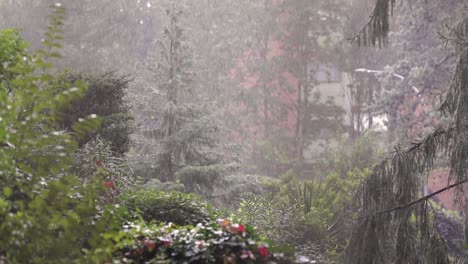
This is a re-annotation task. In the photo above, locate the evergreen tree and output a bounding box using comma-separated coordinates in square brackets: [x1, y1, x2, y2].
[130, 1, 230, 193]
[58, 72, 133, 154]
[348, 1, 468, 262]
[346, 0, 463, 142]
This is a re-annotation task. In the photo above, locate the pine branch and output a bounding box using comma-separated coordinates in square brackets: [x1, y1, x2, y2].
[356, 178, 468, 221]
[347, 0, 396, 47]
[435, 53, 456, 68]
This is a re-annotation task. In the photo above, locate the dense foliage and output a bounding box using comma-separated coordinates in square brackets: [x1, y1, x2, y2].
[0, 5, 297, 263]
[73, 137, 134, 196]
[122, 190, 214, 225]
[0, 13, 106, 262]
[59, 72, 133, 154]
[236, 166, 370, 261]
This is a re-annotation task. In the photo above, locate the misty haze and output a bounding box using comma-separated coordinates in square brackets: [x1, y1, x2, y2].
[0, 0, 467, 263]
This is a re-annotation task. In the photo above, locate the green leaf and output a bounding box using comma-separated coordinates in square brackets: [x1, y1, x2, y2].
[3, 186, 12, 198]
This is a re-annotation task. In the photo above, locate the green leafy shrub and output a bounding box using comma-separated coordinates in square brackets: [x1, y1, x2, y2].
[109, 219, 293, 263]
[209, 174, 280, 211]
[142, 178, 185, 192]
[0, 9, 113, 261]
[122, 190, 214, 225]
[74, 137, 134, 199]
[316, 132, 385, 178]
[236, 193, 326, 246]
[0, 177, 106, 263]
[58, 72, 133, 154]
[236, 169, 370, 260]
[0, 7, 131, 262]
[0, 29, 29, 88]
[176, 165, 226, 194]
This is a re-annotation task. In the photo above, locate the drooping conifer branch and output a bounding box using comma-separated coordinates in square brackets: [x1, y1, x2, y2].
[347, 0, 396, 47]
[356, 177, 468, 221]
[348, 15, 468, 264]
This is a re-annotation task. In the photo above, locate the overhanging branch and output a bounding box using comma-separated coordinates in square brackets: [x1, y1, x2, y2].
[356, 178, 468, 221]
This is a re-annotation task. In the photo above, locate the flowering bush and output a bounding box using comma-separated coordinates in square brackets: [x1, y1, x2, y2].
[74, 137, 134, 203]
[111, 219, 293, 263]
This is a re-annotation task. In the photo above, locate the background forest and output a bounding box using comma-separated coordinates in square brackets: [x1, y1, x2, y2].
[0, 0, 467, 263]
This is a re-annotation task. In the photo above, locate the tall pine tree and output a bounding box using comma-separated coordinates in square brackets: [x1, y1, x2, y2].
[129, 1, 231, 194]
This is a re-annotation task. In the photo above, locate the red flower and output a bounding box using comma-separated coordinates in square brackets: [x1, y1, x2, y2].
[95, 160, 103, 166]
[146, 240, 156, 250]
[102, 181, 114, 188]
[142, 238, 156, 250]
[258, 246, 269, 257]
[238, 224, 245, 233]
[163, 240, 171, 248]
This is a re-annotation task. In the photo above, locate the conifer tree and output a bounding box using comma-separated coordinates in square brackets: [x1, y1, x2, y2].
[348, 1, 468, 262]
[130, 1, 230, 193]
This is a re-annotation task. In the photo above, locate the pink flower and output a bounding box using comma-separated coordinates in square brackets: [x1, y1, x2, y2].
[238, 224, 246, 233]
[102, 181, 114, 188]
[95, 159, 103, 166]
[258, 245, 269, 257]
[229, 224, 239, 233]
[240, 250, 255, 260]
[195, 240, 206, 249]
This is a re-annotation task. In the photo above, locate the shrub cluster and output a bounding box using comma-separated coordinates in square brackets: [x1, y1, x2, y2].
[122, 190, 214, 226]
[111, 219, 293, 264]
